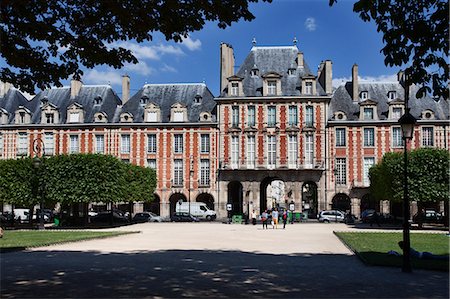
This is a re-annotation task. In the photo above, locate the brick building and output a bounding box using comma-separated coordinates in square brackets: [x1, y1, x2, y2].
[0, 41, 448, 219]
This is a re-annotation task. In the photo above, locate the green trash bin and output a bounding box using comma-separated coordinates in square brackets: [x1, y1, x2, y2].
[232, 215, 243, 224]
[54, 216, 60, 226]
[294, 212, 301, 222]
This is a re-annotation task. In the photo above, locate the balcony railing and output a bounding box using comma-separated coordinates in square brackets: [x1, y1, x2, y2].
[220, 158, 325, 171]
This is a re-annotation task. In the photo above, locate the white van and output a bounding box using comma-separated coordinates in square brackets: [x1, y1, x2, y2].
[175, 202, 216, 220]
[13, 208, 30, 222]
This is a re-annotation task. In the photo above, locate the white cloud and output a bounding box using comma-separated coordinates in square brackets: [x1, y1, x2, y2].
[153, 44, 185, 56]
[124, 61, 153, 76]
[84, 69, 122, 86]
[332, 74, 398, 88]
[113, 41, 159, 60]
[160, 64, 177, 73]
[305, 17, 317, 32]
[181, 36, 202, 51]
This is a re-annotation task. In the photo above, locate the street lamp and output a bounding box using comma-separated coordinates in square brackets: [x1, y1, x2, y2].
[398, 73, 417, 273]
[189, 157, 194, 215]
[32, 138, 45, 230]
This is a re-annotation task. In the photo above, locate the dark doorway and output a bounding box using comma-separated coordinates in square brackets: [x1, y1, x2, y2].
[302, 182, 318, 219]
[227, 181, 243, 215]
[260, 178, 285, 214]
[332, 193, 351, 212]
[169, 193, 187, 215]
[196, 193, 215, 210]
[360, 194, 379, 213]
[144, 194, 161, 215]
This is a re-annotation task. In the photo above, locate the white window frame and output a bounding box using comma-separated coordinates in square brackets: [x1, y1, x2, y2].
[231, 82, 239, 96]
[305, 105, 314, 127]
[147, 111, 158, 122]
[200, 159, 210, 186]
[267, 135, 276, 169]
[336, 158, 347, 185]
[422, 127, 434, 147]
[95, 135, 105, 154]
[288, 135, 298, 168]
[392, 127, 403, 147]
[231, 136, 239, 169]
[360, 91, 368, 100]
[174, 134, 183, 154]
[147, 134, 157, 154]
[173, 159, 183, 186]
[232, 106, 239, 127]
[304, 134, 314, 168]
[247, 106, 255, 127]
[335, 128, 346, 147]
[68, 112, 80, 123]
[121, 134, 130, 154]
[44, 132, 54, 155]
[247, 136, 255, 169]
[69, 135, 79, 154]
[45, 113, 55, 124]
[363, 128, 375, 147]
[147, 159, 157, 169]
[392, 107, 403, 119]
[173, 111, 184, 122]
[305, 81, 313, 95]
[363, 157, 375, 186]
[200, 134, 210, 153]
[388, 91, 397, 100]
[363, 107, 374, 120]
[267, 106, 276, 127]
[288, 106, 298, 126]
[17, 133, 28, 155]
[267, 80, 277, 95]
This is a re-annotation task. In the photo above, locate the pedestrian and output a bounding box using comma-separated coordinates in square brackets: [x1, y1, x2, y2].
[261, 210, 268, 229]
[388, 241, 450, 260]
[282, 210, 288, 229]
[251, 210, 257, 225]
[272, 209, 279, 229]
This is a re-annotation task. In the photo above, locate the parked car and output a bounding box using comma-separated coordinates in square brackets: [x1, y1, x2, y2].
[90, 211, 129, 224]
[170, 212, 200, 222]
[413, 209, 443, 224]
[133, 212, 162, 223]
[318, 210, 345, 223]
[361, 209, 376, 223]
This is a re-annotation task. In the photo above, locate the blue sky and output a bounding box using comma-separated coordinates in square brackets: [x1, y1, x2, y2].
[44, 1, 399, 97]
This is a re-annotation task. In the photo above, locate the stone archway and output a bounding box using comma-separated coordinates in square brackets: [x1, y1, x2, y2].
[332, 193, 351, 212]
[144, 194, 161, 215]
[227, 181, 243, 215]
[302, 182, 318, 219]
[169, 193, 187, 215]
[260, 177, 285, 214]
[196, 193, 215, 210]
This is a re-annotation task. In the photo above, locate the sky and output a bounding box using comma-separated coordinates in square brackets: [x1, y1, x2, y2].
[37, 0, 400, 98]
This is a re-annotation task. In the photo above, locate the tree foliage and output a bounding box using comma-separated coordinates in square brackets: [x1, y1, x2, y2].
[0, 0, 270, 94]
[330, 0, 449, 100]
[123, 163, 156, 203]
[369, 148, 450, 203]
[0, 157, 36, 207]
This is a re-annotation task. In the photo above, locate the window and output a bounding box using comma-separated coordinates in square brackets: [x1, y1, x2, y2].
[267, 106, 276, 127]
[173, 159, 183, 186]
[363, 128, 375, 147]
[0, 134, 3, 156]
[231, 83, 239, 96]
[363, 157, 375, 186]
[388, 91, 397, 100]
[392, 127, 403, 147]
[288, 69, 296, 76]
[44, 133, 54, 155]
[173, 111, 184, 122]
[122, 159, 130, 164]
[267, 80, 277, 95]
[174, 134, 183, 153]
[335, 128, 346, 147]
[392, 107, 403, 119]
[120, 134, 130, 154]
[304, 134, 314, 168]
[305, 82, 313, 95]
[147, 111, 157, 122]
[17, 133, 28, 155]
[305, 105, 314, 127]
[422, 127, 434, 147]
[247, 106, 255, 127]
[247, 136, 255, 169]
[45, 113, 54, 124]
[147, 134, 157, 154]
[231, 106, 239, 127]
[200, 134, 210, 153]
[360, 91, 368, 100]
[68, 112, 80, 123]
[95, 135, 105, 154]
[251, 68, 259, 77]
[147, 159, 157, 169]
[288, 135, 298, 168]
[231, 136, 239, 169]
[363, 107, 374, 120]
[336, 158, 347, 185]
[288, 106, 298, 126]
[200, 159, 210, 186]
[140, 96, 149, 105]
[267, 135, 276, 168]
[69, 135, 79, 153]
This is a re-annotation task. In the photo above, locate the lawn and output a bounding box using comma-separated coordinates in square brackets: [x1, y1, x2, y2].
[0, 230, 136, 251]
[335, 232, 449, 271]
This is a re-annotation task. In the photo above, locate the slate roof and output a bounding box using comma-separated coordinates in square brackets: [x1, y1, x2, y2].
[0, 88, 37, 124]
[118, 83, 216, 123]
[29, 85, 122, 124]
[330, 82, 449, 121]
[222, 45, 326, 97]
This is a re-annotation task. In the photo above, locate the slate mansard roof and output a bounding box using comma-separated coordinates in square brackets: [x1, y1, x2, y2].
[330, 82, 449, 122]
[119, 83, 216, 123]
[0, 88, 38, 123]
[224, 45, 326, 97]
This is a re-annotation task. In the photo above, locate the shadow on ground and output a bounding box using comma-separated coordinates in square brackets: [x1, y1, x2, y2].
[1, 250, 448, 298]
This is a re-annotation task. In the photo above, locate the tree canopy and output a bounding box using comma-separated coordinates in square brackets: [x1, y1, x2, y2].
[330, 0, 449, 100]
[369, 148, 450, 203]
[0, 0, 270, 94]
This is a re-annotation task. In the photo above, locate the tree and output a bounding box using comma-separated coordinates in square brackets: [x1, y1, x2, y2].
[0, 0, 270, 94]
[330, 0, 449, 100]
[123, 164, 156, 204]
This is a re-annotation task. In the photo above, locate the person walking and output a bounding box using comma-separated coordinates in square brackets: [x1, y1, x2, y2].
[261, 210, 268, 229]
[251, 210, 257, 225]
[272, 209, 279, 229]
[282, 210, 288, 229]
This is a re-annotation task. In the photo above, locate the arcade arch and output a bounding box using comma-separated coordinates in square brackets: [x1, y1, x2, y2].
[144, 194, 161, 215]
[332, 193, 351, 212]
[227, 181, 243, 215]
[196, 193, 215, 210]
[260, 177, 286, 214]
[302, 182, 318, 219]
[169, 193, 187, 215]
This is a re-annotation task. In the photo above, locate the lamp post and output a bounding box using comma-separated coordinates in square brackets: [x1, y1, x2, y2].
[189, 157, 194, 215]
[32, 138, 45, 230]
[398, 72, 416, 273]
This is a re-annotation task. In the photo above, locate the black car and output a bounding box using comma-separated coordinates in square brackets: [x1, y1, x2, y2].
[170, 212, 199, 222]
[91, 211, 129, 224]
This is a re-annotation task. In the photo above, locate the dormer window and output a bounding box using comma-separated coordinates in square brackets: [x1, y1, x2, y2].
[120, 112, 133, 123]
[15, 106, 31, 124]
[421, 110, 435, 120]
[144, 103, 160, 122]
[359, 100, 378, 121]
[194, 95, 202, 104]
[334, 111, 347, 120]
[140, 95, 149, 105]
[262, 72, 282, 96]
[41, 103, 59, 124]
[94, 96, 102, 105]
[301, 76, 316, 95]
[45, 113, 54, 124]
[19, 112, 25, 123]
[0, 109, 8, 124]
[360, 91, 368, 100]
[251, 65, 259, 77]
[94, 112, 108, 123]
[391, 107, 403, 119]
[66, 103, 84, 123]
[288, 68, 296, 76]
[200, 112, 211, 122]
[227, 75, 243, 97]
[171, 103, 187, 122]
[69, 112, 80, 122]
[363, 107, 374, 120]
[267, 81, 276, 95]
[231, 83, 239, 96]
[388, 91, 397, 100]
[305, 82, 313, 94]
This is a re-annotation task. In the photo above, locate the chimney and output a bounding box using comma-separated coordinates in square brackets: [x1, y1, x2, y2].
[297, 51, 304, 68]
[318, 61, 333, 95]
[352, 64, 359, 101]
[220, 43, 235, 94]
[70, 78, 82, 99]
[0, 81, 12, 97]
[122, 74, 130, 104]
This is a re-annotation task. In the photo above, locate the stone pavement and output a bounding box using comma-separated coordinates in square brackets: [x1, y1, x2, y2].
[1, 222, 448, 298]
